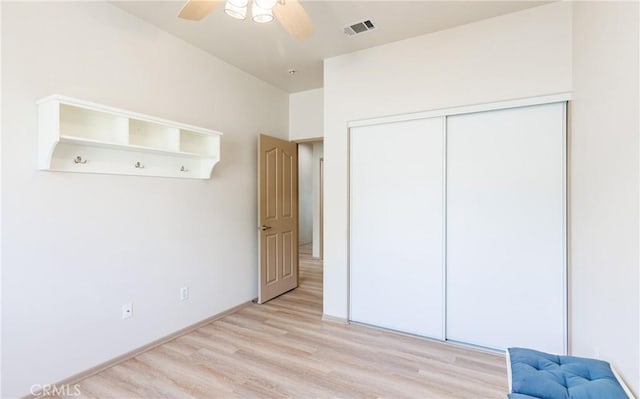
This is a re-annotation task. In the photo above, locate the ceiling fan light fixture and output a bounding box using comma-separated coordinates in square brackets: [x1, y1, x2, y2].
[225, 0, 247, 19]
[178, 0, 314, 40]
[252, 2, 274, 23]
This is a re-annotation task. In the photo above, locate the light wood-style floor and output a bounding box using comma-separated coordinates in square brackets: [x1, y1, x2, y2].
[72, 245, 508, 398]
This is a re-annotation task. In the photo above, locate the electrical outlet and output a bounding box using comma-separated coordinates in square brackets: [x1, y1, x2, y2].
[180, 287, 189, 301]
[122, 303, 133, 319]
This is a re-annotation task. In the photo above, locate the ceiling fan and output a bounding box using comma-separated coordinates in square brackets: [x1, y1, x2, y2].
[178, 0, 314, 40]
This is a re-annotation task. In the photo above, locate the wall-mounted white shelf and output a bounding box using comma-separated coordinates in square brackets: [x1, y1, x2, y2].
[37, 95, 222, 179]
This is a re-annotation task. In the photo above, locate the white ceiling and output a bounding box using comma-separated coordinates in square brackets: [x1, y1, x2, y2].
[113, 1, 550, 93]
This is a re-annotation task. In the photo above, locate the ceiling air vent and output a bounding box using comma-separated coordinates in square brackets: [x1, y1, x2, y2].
[344, 19, 376, 36]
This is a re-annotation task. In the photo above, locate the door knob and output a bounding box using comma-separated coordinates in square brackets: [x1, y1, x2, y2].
[260, 225, 272, 231]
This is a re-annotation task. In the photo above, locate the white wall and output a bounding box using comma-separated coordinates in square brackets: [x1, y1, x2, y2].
[571, 1, 639, 393]
[298, 143, 313, 244]
[289, 88, 323, 141]
[312, 142, 323, 258]
[1, 2, 288, 397]
[297, 141, 323, 253]
[323, 1, 572, 320]
[0, 2, 3, 396]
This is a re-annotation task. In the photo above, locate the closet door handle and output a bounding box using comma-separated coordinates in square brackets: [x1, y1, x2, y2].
[260, 225, 272, 231]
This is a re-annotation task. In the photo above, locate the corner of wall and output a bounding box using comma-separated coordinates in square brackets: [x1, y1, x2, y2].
[570, 1, 639, 394]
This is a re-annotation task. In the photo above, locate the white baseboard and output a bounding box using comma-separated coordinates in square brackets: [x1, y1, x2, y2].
[24, 300, 252, 399]
[322, 313, 349, 324]
[611, 365, 637, 399]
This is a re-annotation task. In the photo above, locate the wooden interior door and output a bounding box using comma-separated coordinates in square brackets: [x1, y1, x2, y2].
[258, 134, 298, 304]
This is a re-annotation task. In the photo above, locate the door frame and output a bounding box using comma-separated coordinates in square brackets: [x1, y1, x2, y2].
[319, 156, 324, 259]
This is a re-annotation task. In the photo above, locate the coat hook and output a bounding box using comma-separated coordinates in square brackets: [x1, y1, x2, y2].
[180, 165, 189, 172]
[74, 156, 87, 164]
[134, 161, 144, 169]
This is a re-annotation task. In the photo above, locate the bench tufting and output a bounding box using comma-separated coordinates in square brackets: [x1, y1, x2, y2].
[507, 347, 630, 399]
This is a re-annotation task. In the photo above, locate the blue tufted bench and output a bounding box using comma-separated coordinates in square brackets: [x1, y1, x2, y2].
[506, 348, 633, 399]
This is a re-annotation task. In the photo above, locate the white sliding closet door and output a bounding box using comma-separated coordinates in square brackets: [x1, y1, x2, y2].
[350, 117, 444, 339]
[446, 103, 566, 353]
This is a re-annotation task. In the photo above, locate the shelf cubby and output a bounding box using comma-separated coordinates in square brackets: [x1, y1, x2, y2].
[180, 130, 219, 157]
[59, 104, 128, 144]
[129, 119, 180, 152]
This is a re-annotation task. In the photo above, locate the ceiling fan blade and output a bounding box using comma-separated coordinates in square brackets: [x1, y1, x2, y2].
[274, 0, 314, 40]
[178, 0, 222, 21]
